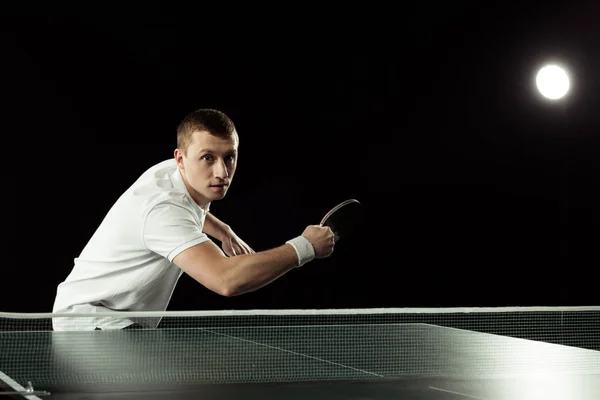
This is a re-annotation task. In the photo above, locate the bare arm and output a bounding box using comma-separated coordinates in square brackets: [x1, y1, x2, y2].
[202, 212, 254, 256]
[172, 225, 334, 297]
[202, 211, 230, 241]
[172, 240, 300, 297]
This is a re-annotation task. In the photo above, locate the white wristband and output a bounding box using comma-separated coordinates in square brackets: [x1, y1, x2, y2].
[285, 236, 315, 267]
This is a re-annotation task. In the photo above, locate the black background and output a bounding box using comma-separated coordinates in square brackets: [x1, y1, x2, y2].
[2, 1, 599, 313]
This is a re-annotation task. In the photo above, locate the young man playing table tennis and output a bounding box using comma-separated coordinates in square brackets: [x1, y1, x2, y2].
[52, 109, 335, 331]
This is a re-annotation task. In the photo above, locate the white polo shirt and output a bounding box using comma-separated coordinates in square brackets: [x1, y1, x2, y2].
[52, 159, 211, 331]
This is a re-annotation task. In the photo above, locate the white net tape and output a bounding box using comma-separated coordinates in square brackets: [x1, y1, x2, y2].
[1, 306, 599, 394]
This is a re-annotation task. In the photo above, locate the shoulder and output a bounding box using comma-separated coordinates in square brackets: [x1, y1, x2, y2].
[133, 159, 179, 192]
[128, 159, 192, 212]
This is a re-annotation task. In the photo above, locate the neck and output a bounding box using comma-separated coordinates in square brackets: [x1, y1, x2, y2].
[179, 169, 210, 210]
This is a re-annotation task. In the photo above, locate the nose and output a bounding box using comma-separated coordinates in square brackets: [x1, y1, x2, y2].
[213, 159, 229, 179]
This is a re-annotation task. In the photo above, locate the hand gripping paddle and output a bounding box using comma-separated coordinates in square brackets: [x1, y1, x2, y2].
[319, 199, 362, 241]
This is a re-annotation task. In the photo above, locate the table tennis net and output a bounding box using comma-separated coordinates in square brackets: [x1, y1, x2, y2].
[1, 306, 599, 390]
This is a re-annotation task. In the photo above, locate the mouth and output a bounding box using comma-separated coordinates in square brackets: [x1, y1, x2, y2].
[209, 184, 228, 191]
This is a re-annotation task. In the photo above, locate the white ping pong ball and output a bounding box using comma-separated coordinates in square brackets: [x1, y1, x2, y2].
[535, 64, 570, 100]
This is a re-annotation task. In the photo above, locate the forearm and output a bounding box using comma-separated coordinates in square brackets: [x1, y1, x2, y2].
[221, 244, 300, 296]
[202, 212, 230, 241]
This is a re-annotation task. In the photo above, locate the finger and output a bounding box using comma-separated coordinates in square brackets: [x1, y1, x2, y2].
[240, 241, 253, 254]
[229, 240, 237, 257]
[241, 244, 253, 255]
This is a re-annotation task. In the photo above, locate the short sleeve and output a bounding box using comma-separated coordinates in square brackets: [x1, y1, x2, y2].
[143, 202, 211, 262]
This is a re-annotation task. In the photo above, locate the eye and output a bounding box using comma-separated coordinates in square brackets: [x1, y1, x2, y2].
[225, 155, 236, 164]
[201, 154, 214, 162]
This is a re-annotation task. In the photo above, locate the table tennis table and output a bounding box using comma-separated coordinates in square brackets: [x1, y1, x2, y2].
[1, 309, 599, 399]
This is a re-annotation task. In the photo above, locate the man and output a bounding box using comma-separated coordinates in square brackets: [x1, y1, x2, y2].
[52, 109, 335, 331]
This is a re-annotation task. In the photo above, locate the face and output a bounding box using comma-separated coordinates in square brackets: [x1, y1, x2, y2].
[174, 130, 238, 208]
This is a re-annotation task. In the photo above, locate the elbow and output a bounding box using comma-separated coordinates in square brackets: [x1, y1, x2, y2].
[215, 281, 245, 297]
[205, 259, 251, 297]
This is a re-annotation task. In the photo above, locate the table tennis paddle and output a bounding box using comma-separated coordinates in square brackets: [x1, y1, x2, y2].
[319, 199, 362, 241]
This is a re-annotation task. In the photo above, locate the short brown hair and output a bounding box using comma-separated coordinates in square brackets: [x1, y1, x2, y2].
[176, 109, 237, 154]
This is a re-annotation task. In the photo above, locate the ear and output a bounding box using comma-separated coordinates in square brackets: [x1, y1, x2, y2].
[174, 148, 185, 169]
